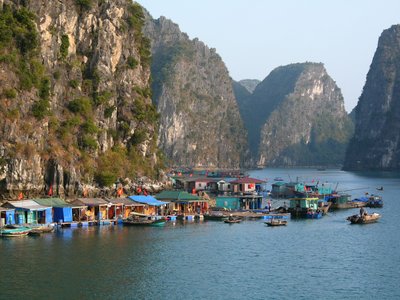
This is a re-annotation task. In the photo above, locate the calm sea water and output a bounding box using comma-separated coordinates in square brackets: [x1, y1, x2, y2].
[1, 168, 400, 300]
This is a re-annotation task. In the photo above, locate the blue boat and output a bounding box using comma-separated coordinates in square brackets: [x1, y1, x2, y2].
[0, 226, 31, 237]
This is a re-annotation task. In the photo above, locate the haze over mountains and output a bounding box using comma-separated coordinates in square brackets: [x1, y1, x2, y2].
[234, 63, 354, 167]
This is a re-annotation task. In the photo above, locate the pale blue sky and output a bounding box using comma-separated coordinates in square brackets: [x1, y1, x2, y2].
[138, 0, 400, 112]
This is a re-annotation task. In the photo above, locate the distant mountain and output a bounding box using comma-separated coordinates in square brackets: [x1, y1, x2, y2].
[234, 63, 354, 167]
[344, 25, 400, 171]
[144, 16, 249, 168]
[238, 79, 260, 93]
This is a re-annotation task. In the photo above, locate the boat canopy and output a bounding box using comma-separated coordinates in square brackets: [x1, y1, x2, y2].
[128, 195, 168, 206]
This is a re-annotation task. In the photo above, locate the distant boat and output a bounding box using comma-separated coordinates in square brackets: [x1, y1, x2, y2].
[224, 217, 241, 224]
[265, 219, 287, 226]
[274, 177, 284, 181]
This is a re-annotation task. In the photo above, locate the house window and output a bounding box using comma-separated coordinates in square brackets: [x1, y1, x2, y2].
[199, 183, 202, 187]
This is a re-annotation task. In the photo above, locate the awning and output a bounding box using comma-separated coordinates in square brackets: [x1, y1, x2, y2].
[128, 195, 168, 206]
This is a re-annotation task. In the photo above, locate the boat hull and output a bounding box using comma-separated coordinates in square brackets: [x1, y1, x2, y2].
[224, 219, 241, 223]
[122, 219, 166, 226]
[265, 220, 287, 226]
[347, 213, 381, 224]
[0, 227, 31, 237]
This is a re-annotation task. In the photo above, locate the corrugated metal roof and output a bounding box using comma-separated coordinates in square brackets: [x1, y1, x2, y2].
[33, 198, 74, 208]
[3, 200, 51, 211]
[230, 177, 266, 184]
[106, 197, 144, 206]
[154, 190, 204, 202]
[71, 198, 108, 206]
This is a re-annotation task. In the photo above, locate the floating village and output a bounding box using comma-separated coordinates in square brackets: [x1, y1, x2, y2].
[0, 169, 384, 236]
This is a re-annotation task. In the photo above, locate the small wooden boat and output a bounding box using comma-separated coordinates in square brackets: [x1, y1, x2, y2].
[347, 213, 381, 224]
[0, 226, 31, 237]
[30, 224, 55, 233]
[122, 218, 166, 227]
[224, 218, 241, 224]
[204, 213, 228, 221]
[265, 219, 287, 226]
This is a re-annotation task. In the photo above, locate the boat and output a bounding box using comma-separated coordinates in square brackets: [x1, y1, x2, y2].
[274, 177, 284, 181]
[224, 218, 241, 224]
[122, 213, 167, 226]
[306, 210, 323, 219]
[347, 213, 381, 224]
[287, 197, 323, 219]
[265, 219, 287, 226]
[204, 212, 228, 221]
[0, 226, 31, 237]
[29, 224, 55, 234]
[366, 195, 383, 208]
[326, 193, 367, 209]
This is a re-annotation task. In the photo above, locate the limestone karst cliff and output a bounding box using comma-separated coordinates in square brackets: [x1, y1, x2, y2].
[234, 63, 353, 167]
[144, 15, 249, 169]
[344, 25, 400, 170]
[0, 0, 160, 199]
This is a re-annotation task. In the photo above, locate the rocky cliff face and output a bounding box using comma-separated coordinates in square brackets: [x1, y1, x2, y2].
[144, 15, 249, 168]
[344, 25, 400, 170]
[0, 1, 160, 199]
[235, 63, 353, 167]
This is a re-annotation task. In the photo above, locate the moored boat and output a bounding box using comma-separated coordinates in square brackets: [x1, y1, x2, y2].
[122, 213, 167, 226]
[326, 193, 367, 209]
[366, 195, 383, 208]
[204, 212, 228, 221]
[224, 218, 241, 224]
[265, 219, 287, 226]
[347, 213, 381, 224]
[0, 226, 31, 237]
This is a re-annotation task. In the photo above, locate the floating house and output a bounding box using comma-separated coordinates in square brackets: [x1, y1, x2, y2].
[70, 198, 116, 224]
[0, 207, 15, 225]
[2, 200, 52, 225]
[128, 195, 168, 216]
[33, 198, 84, 223]
[215, 194, 263, 210]
[154, 190, 209, 216]
[230, 177, 266, 194]
[288, 197, 321, 218]
[106, 197, 145, 220]
[271, 182, 286, 198]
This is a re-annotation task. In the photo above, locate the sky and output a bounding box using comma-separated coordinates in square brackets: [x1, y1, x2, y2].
[138, 0, 400, 112]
